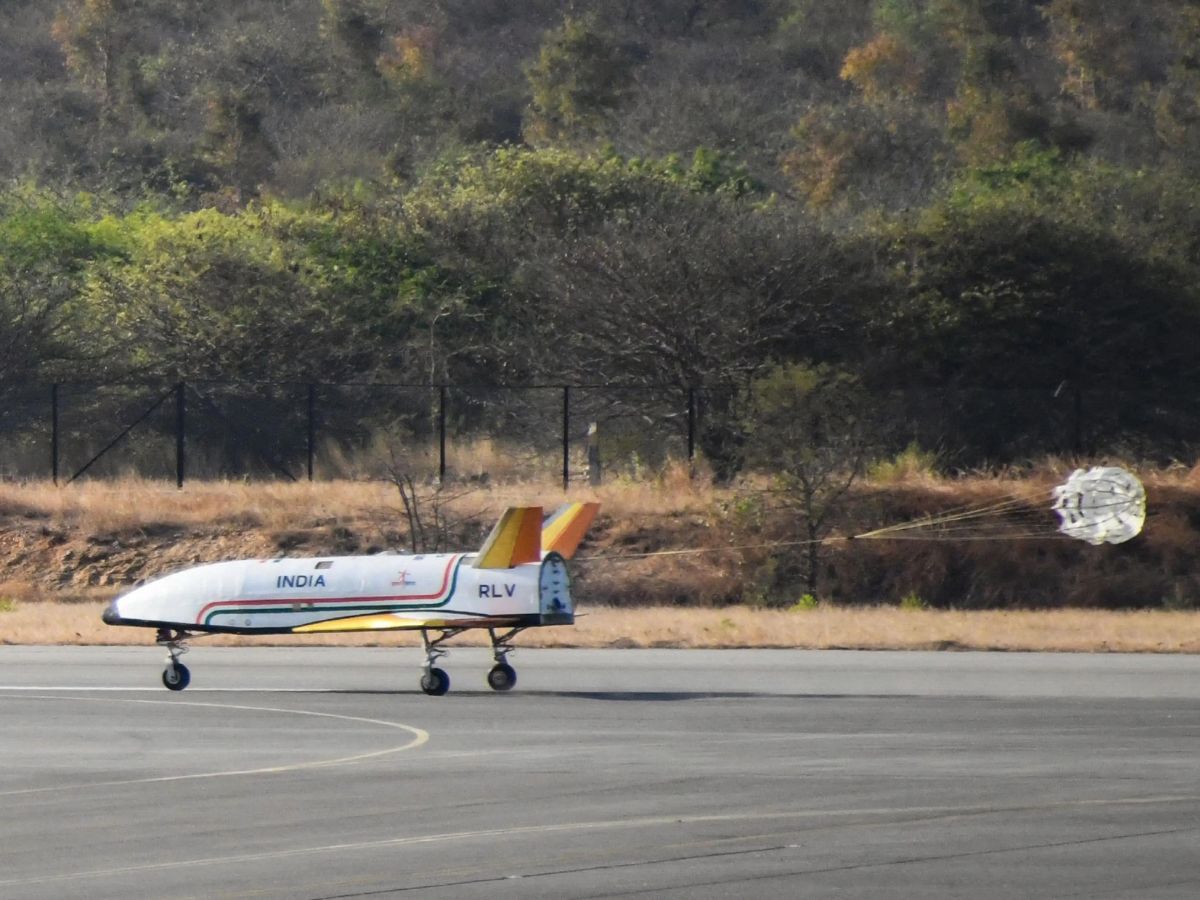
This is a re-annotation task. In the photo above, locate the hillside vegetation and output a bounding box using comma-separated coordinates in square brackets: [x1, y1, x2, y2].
[3, 2, 1200, 475]
[0, 469, 1197, 611]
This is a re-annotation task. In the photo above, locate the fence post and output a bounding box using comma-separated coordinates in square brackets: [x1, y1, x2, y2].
[50, 384, 59, 485]
[438, 385, 447, 484]
[562, 385, 570, 491]
[687, 387, 696, 471]
[306, 383, 316, 482]
[587, 421, 601, 486]
[175, 382, 186, 489]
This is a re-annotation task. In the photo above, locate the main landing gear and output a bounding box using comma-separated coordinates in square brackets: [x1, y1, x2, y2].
[416, 626, 527, 695]
[157, 628, 192, 691]
[485, 627, 521, 692]
[418, 629, 458, 696]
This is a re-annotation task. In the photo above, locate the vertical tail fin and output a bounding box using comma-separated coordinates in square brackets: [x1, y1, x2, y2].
[541, 502, 600, 559]
[474, 506, 543, 569]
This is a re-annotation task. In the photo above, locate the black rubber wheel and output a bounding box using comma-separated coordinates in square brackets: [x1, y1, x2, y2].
[162, 662, 191, 692]
[420, 667, 450, 696]
[487, 663, 517, 692]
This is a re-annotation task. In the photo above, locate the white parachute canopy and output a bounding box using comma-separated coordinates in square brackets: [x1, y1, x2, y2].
[855, 465, 1147, 544]
[1051, 466, 1146, 546]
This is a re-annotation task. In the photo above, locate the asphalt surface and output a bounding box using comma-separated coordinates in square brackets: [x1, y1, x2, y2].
[1, 646, 1199, 899]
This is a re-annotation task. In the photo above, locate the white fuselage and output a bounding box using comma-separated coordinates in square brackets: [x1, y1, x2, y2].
[108, 552, 572, 633]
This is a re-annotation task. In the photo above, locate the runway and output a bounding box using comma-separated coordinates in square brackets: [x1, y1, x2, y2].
[2, 647, 1199, 899]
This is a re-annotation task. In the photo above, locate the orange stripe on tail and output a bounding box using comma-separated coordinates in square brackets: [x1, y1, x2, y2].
[541, 502, 600, 559]
[474, 506, 543, 569]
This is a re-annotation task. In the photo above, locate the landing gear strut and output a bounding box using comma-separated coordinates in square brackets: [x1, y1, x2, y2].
[486, 627, 526, 692]
[418, 628, 463, 696]
[415, 626, 528, 695]
[157, 628, 192, 691]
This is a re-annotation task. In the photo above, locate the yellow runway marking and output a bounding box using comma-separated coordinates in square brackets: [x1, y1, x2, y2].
[0, 694, 429, 797]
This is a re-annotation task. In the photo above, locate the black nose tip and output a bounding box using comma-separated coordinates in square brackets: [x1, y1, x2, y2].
[101, 603, 122, 625]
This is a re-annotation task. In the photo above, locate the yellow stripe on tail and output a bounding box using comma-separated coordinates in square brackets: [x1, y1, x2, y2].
[474, 506, 543, 569]
[541, 502, 600, 559]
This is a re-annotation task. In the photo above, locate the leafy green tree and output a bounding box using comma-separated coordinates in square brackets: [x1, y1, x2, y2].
[871, 175, 1200, 459]
[0, 191, 126, 387]
[524, 16, 638, 145]
[81, 204, 357, 380]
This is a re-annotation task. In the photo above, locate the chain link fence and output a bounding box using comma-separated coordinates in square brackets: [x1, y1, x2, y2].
[0, 380, 1194, 484]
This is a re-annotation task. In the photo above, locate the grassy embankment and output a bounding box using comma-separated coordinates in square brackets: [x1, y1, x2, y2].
[1, 466, 1199, 651]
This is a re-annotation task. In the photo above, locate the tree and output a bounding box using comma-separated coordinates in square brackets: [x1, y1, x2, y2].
[85, 204, 370, 381]
[524, 16, 638, 145]
[742, 363, 870, 599]
[509, 191, 867, 478]
[775, 0, 874, 80]
[840, 32, 925, 101]
[871, 184, 1200, 461]
[52, 0, 138, 109]
[781, 99, 948, 210]
[1042, 0, 1173, 112]
[200, 90, 279, 201]
[0, 192, 125, 389]
[1152, 6, 1200, 166]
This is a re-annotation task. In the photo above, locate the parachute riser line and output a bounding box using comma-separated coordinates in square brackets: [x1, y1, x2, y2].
[578, 536, 845, 563]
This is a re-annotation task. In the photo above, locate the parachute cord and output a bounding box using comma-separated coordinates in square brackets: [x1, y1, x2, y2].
[854, 491, 1051, 539]
[575, 524, 1082, 561]
[576, 536, 844, 562]
[856, 494, 1138, 541]
[853, 531, 1072, 542]
[858, 508, 1059, 535]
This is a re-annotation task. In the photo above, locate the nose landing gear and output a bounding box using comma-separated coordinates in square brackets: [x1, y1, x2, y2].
[157, 628, 193, 691]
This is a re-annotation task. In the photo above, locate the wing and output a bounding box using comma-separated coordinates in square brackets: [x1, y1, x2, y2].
[292, 612, 524, 633]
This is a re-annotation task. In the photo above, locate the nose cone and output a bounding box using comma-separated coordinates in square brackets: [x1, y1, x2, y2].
[102, 577, 174, 627]
[101, 600, 124, 625]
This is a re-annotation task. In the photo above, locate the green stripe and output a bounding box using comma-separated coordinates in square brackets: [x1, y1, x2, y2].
[204, 558, 464, 626]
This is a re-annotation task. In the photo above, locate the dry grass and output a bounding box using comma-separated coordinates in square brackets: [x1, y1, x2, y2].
[0, 469, 719, 536]
[2, 463, 1200, 625]
[1, 458, 1186, 537]
[0, 478, 403, 533]
[4, 601, 1200, 652]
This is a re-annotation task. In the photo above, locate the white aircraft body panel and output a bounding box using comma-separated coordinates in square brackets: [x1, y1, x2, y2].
[109, 552, 561, 632]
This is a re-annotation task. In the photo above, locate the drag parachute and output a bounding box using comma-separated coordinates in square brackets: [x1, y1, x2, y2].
[856, 466, 1146, 545]
[1051, 467, 1145, 546]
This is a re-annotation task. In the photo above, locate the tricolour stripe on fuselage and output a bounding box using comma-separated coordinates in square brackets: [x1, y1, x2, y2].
[198, 554, 465, 628]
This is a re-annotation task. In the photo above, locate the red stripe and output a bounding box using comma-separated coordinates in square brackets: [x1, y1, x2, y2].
[197, 554, 462, 623]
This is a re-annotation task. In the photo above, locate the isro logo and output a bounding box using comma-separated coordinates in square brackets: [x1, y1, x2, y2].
[276, 575, 327, 588]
